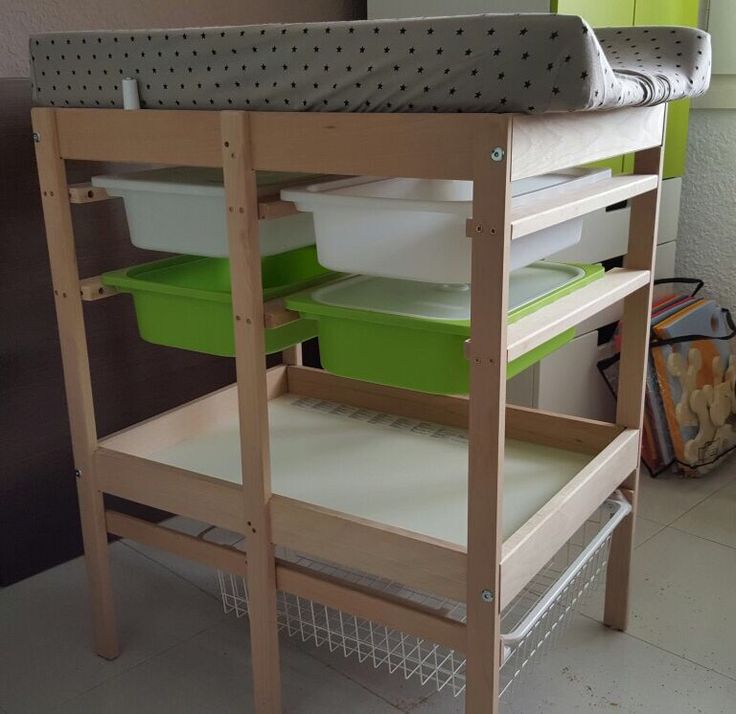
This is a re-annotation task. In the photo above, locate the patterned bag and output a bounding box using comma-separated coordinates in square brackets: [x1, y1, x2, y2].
[599, 279, 736, 477]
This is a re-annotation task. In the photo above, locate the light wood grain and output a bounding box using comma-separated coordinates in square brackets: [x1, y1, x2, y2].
[56, 108, 221, 166]
[79, 275, 118, 301]
[276, 562, 467, 652]
[31, 108, 119, 659]
[271, 495, 467, 602]
[604, 143, 664, 631]
[106, 509, 467, 651]
[68, 183, 111, 204]
[510, 174, 658, 240]
[221, 111, 282, 714]
[511, 105, 665, 180]
[500, 428, 640, 609]
[504, 268, 651, 363]
[95, 447, 244, 533]
[249, 111, 508, 179]
[464, 117, 513, 714]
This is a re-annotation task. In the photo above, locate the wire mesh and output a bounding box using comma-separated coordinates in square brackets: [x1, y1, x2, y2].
[217, 498, 628, 699]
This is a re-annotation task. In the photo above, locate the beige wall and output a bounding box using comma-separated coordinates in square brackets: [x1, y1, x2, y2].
[2, 0, 365, 77]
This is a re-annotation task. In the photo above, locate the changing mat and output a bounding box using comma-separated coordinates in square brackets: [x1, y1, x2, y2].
[29, 14, 710, 114]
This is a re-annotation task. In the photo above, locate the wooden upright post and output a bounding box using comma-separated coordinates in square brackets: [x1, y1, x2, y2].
[221, 111, 282, 713]
[604, 143, 664, 631]
[465, 116, 513, 714]
[31, 108, 119, 659]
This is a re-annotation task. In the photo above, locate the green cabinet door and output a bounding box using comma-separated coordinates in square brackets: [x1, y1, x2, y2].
[625, 0, 699, 178]
[552, 0, 635, 27]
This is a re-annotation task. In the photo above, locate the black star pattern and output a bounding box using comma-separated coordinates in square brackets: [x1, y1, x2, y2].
[32, 16, 710, 116]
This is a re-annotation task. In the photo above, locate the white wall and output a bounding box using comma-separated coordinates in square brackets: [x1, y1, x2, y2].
[2, 0, 364, 77]
[676, 109, 736, 310]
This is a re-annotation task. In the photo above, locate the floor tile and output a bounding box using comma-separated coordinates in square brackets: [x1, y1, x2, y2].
[637, 462, 736, 525]
[672, 480, 736, 550]
[411, 615, 736, 714]
[625, 527, 736, 678]
[122, 516, 242, 601]
[0, 543, 225, 714]
[296, 638, 432, 712]
[52, 618, 400, 714]
[634, 516, 665, 548]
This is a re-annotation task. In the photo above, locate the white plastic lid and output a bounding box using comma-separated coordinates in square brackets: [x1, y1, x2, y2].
[310, 262, 585, 321]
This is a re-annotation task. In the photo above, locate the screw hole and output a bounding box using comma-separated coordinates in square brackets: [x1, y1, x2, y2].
[54, 289, 59, 296]
[239, 207, 244, 213]
[224, 141, 230, 147]
[245, 317, 252, 324]
[98, 287, 104, 294]
[87, 190, 94, 198]
[49, 191, 54, 197]
[230, 152, 235, 159]
[235, 315, 241, 321]
[490, 228, 496, 235]
[62, 291, 67, 298]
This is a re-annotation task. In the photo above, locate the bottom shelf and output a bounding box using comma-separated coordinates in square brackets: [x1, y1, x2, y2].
[217, 496, 630, 700]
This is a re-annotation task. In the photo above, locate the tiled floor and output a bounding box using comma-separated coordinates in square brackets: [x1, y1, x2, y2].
[2, 464, 736, 714]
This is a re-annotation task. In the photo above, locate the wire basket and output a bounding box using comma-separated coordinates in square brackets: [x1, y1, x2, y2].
[218, 496, 630, 700]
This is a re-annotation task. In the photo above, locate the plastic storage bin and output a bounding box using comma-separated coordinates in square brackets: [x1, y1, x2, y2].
[91, 168, 318, 257]
[102, 245, 338, 356]
[281, 168, 610, 284]
[286, 262, 604, 394]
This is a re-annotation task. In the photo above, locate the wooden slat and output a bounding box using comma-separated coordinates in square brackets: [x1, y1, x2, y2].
[270, 495, 467, 602]
[263, 298, 299, 328]
[99, 365, 287, 456]
[80, 276, 118, 301]
[105, 510, 466, 651]
[510, 174, 658, 240]
[604, 143, 664, 631]
[31, 107, 119, 660]
[504, 268, 651, 363]
[55, 109, 222, 166]
[68, 183, 111, 204]
[257, 197, 298, 220]
[286, 364, 469, 428]
[511, 105, 666, 180]
[106, 510, 246, 574]
[249, 112, 506, 179]
[222, 111, 282, 714]
[95, 447, 244, 533]
[277, 563, 467, 652]
[500, 428, 640, 609]
[464, 117, 513, 714]
[287, 365, 621, 454]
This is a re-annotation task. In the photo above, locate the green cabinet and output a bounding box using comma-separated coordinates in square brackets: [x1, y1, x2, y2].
[553, 0, 699, 178]
[553, 0, 635, 27]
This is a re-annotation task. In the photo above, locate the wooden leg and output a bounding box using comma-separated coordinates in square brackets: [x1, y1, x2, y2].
[465, 117, 513, 714]
[604, 143, 664, 631]
[31, 108, 118, 659]
[281, 343, 302, 366]
[222, 112, 282, 714]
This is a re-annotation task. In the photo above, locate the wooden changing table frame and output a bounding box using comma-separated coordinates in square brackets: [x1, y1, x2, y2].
[32, 103, 665, 714]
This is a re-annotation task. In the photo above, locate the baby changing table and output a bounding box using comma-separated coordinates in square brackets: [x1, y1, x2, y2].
[29, 13, 711, 714]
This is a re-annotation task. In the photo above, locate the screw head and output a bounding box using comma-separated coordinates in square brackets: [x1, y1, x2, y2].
[74, 468, 81, 478]
[32, 131, 41, 143]
[481, 589, 494, 603]
[490, 147, 505, 162]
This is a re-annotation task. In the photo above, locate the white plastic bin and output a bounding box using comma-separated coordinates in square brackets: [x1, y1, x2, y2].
[91, 168, 317, 257]
[282, 168, 610, 284]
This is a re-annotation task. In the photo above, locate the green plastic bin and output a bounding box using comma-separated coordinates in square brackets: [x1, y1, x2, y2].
[102, 245, 338, 356]
[286, 262, 604, 394]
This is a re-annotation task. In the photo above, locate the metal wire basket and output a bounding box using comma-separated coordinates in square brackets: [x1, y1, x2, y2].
[217, 495, 630, 699]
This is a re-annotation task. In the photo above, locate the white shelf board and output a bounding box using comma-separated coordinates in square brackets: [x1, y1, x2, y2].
[148, 393, 591, 547]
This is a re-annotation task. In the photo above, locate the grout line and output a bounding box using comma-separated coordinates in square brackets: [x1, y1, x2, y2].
[666, 524, 736, 553]
[291, 639, 406, 713]
[46, 621, 221, 714]
[578, 612, 736, 685]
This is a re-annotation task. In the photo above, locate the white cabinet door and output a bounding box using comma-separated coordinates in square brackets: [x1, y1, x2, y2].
[368, 0, 549, 20]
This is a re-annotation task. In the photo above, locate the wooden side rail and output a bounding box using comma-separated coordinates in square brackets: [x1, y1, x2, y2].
[105, 510, 467, 651]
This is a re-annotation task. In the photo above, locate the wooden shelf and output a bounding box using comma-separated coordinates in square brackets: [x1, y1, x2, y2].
[511, 174, 659, 240]
[503, 268, 650, 363]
